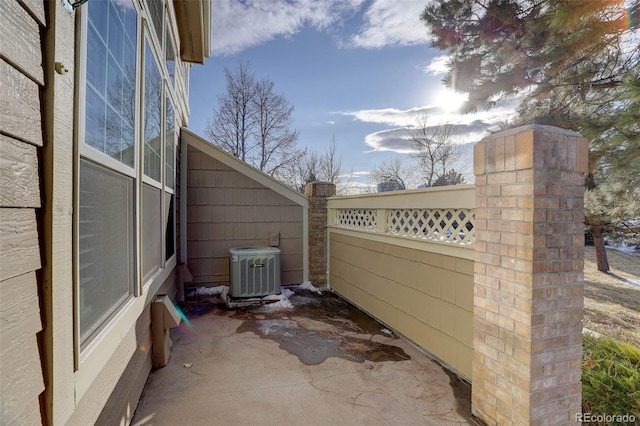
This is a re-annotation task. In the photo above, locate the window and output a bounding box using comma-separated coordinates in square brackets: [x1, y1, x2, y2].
[85, 0, 137, 167]
[77, 0, 181, 353]
[165, 22, 176, 86]
[78, 159, 135, 350]
[143, 40, 162, 182]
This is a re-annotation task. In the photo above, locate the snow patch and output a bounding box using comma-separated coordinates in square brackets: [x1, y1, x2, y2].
[253, 292, 294, 312]
[606, 242, 639, 255]
[281, 288, 295, 298]
[196, 285, 227, 296]
[296, 281, 322, 294]
[188, 285, 227, 297]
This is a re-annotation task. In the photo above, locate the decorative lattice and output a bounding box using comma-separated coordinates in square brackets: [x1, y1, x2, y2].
[335, 209, 377, 231]
[386, 208, 475, 245]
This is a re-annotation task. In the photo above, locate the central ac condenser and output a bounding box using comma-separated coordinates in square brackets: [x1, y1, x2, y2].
[229, 247, 281, 297]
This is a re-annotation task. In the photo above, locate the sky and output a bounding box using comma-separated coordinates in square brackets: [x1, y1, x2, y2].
[187, 0, 518, 192]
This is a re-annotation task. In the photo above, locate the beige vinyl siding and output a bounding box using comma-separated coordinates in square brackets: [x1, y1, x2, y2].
[329, 232, 474, 379]
[186, 144, 305, 286]
[0, 1, 46, 424]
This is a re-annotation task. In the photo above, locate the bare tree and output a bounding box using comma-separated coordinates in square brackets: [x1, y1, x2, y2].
[407, 114, 460, 187]
[319, 136, 342, 184]
[251, 78, 301, 175]
[370, 157, 418, 191]
[432, 169, 466, 187]
[206, 61, 256, 162]
[283, 136, 346, 193]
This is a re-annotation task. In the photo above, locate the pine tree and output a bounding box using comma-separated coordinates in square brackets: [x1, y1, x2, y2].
[422, 0, 640, 271]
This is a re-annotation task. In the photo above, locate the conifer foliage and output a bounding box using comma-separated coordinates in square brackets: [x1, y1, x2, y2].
[422, 0, 640, 271]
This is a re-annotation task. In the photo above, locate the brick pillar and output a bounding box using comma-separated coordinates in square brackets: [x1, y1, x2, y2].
[305, 182, 336, 287]
[472, 125, 588, 425]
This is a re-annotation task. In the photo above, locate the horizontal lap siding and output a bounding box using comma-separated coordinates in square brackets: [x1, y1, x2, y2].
[187, 146, 304, 287]
[329, 232, 474, 379]
[0, 1, 45, 424]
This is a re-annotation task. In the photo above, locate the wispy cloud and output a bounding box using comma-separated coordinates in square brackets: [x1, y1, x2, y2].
[349, 0, 430, 48]
[424, 55, 450, 75]
[211, 0, 431, 55]
[342, 101, 519, 152]
[211, 0, 365, 55]
[345, 106, 439, 127]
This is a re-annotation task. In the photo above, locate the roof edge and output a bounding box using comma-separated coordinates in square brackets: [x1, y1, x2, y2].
[182, 129, 309, 207]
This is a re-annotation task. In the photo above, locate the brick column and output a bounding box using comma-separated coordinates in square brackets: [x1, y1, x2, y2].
[305, 182, 336, 287]
[472, 125, 588, 425]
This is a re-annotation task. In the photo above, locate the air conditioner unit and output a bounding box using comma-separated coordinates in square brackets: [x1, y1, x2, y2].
[229, 247, 281, 298]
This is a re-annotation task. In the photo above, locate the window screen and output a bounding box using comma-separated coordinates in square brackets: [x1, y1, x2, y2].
[79, 159, 134, 350]
[142, 183, 162, 281]
[165, 192, 174, 260]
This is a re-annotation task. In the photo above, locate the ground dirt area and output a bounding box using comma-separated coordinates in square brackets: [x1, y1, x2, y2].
[583, 246, 640, 347]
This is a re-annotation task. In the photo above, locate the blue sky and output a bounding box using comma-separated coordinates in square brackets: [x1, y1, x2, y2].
[187, 0, 517, 192]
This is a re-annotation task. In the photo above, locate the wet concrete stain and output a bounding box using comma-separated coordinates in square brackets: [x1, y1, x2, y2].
[231, 289, 411, 366]
[442, 368, 479, 424]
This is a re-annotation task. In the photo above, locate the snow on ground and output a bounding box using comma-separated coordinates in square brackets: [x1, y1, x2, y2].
[187, 282, 327, 312]
[281, 288, 295, 298]
[187, 285, 227, 297]
[606, 242, 639, 255]
[259, 292, 294, 310]
[294, 281, 323, 294]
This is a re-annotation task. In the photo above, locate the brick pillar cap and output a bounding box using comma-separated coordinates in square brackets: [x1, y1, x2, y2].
[305, 182, 337, 197]
[480, 124, 582, 141]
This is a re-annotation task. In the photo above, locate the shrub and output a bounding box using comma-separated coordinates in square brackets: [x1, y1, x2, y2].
[582, 334, 640, 421]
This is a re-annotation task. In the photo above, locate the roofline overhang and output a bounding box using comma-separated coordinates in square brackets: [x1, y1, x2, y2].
[173, 0, 211, 64]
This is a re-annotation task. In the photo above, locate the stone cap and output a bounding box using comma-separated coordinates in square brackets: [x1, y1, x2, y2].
[474, 124, 589, 175]
[304, 182, 337, 197]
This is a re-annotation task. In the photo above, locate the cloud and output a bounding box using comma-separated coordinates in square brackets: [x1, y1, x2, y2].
[211, 0, 432, 55]
[347, 100, 520, 152]
[344, 106, 440, 127]
[424, 55, 450, 75]
[363, 120, 505, 153]
[344, 100, 518, 128]
[349, 0, 430, 48]
[211, 0, 365, 55]
[365, 128, 414, 152]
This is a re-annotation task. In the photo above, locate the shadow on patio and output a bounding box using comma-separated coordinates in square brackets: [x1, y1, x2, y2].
[131, 285, 475, 425]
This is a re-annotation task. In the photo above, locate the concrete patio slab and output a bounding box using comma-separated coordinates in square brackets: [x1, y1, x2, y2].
[132, 287, 474, 425]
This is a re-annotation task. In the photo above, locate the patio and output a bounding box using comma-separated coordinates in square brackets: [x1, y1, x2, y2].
[131, 285, 476, 425]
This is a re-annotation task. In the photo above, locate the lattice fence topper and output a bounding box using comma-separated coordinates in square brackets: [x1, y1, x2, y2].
[387, 208, 475, 245]
[335, 209, 377, 231]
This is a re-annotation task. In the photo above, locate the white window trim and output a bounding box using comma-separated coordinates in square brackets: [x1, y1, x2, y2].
[73, 0, 182, 390]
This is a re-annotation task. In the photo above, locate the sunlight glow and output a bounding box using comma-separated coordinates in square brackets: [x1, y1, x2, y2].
[433, 89, 469, 113]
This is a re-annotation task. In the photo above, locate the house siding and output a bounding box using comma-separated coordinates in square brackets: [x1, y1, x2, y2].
[0, 1, 46, 424]
[329, 232, 474, 379]
[186, 144, 305, 287]
[1, 0, 208, 424]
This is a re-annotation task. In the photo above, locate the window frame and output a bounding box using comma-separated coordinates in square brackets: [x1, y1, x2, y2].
[74, 0, 143, 365]
[74, 0, 180, 369]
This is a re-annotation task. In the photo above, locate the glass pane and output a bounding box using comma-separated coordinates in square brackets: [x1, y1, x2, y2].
[85, 0, 137, 168]
[143, 40, 162, 181]
[165, 94, 175, 189]
[148, 0, 163, 46]
[165, 23, 175, 86]
[79, 158, 134, 350]
[165, 192, 174, 260]
[142, 183, 162, 281]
